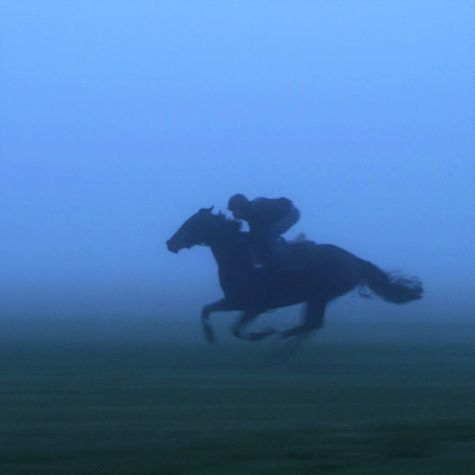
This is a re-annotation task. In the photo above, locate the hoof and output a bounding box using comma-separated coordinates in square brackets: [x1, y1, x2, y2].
[279, 332, 291, 340]
[279, 328, 313, 340]
[279, 330, 298, 340]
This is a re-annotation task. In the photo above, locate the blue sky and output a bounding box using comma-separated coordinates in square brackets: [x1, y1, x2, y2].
[1, 1, 474, 317]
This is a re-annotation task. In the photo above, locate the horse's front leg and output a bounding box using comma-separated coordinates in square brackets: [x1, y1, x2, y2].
[201, 299, 233, 343]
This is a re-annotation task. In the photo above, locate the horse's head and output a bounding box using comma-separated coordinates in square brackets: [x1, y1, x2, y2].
[166, 207, 217, 253]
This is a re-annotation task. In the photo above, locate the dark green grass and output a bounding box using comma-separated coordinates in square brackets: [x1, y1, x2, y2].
[1, 320, 475, 474]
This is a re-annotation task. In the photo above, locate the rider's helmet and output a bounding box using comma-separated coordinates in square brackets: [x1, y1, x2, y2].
[228, 193, 249, 212]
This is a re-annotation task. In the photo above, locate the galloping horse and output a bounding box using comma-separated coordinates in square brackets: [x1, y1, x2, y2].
[166, 208, 423, 342]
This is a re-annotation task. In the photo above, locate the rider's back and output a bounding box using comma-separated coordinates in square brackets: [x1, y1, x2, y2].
[246, 197, 293, 235]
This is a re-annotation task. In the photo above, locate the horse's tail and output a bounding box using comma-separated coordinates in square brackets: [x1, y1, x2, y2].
[359, 260, 423, 303]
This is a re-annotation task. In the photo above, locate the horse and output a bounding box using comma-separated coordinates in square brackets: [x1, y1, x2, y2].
[166, 207, 423, 342]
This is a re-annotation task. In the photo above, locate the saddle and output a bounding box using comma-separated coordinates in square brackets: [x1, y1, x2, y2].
[251, 235, 312, 273]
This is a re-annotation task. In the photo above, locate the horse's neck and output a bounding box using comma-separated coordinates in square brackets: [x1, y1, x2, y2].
[209, 235, 254, 283]
[209, 238, 250, 268]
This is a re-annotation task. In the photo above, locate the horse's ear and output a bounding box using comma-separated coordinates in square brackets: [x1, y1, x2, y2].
[199, 206, 214, 214]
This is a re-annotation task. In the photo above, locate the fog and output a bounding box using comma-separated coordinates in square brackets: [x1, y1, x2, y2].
[1, 1, 474, 322]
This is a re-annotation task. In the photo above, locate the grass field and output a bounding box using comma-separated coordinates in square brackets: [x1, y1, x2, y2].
[1, 317, 474, 474]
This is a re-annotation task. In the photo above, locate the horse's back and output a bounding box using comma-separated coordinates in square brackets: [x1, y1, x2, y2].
[288, 240, 359, 259]
[287, 240, 363, 274]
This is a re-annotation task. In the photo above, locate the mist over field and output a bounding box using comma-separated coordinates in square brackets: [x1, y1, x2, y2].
[1, 1, 474, 327]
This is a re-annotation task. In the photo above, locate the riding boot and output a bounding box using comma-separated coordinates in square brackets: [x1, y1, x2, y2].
[260, 242, 285, 277]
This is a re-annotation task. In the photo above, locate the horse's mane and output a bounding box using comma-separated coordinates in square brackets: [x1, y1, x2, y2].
[215, 212, 242, 233]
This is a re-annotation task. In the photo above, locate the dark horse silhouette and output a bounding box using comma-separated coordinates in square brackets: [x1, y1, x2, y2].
[166, 207, 423, 342]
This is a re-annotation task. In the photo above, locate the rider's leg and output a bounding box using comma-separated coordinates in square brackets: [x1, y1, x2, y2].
[262, 206, 300, 271]
[258, 236, 290, 272]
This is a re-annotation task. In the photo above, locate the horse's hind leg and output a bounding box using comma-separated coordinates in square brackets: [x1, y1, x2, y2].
[231, 310, 274, 341]
[280, 297, 327, 339]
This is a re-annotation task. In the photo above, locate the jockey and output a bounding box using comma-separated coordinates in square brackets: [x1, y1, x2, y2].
[227, 193, 300, 270]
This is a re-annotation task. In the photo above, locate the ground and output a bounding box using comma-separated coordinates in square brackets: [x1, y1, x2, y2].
[1, 317, 474, 474]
